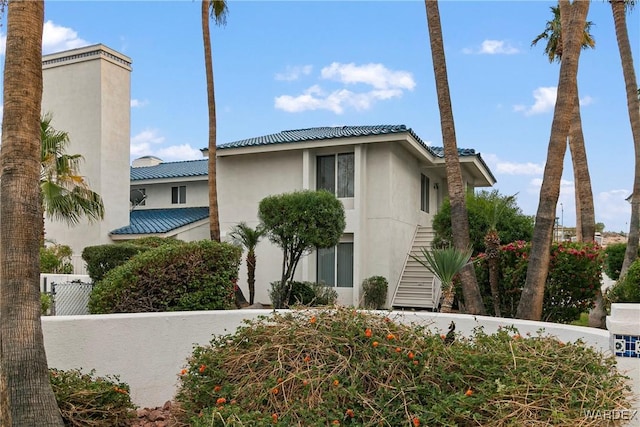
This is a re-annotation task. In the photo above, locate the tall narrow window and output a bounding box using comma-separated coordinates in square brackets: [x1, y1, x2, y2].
[317, 153, 354, 198]
[317, 241, 354, 288]
[171, 185, 186, 204]
[421, 174, 430, 213]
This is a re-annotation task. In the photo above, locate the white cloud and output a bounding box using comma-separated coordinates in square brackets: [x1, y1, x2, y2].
[131, 99, 149, 108]
[275, 62, 414, 114]
[497, 161, 544, 175]
[42, 21, 89, 54]
[0, 22, 87, 57]
[275, 65, 313, 81]
[579, 95, 594, 107]
[596, 189, 631, 225]
[275, 86, 404, 114]
[514, 86, 557, 116]
[130, 129, 165, 158]
[155, 144, 203, 162]
[130, 129, 202, 162]
[321, 62, 415, 90]
[463, 39, 519, 55]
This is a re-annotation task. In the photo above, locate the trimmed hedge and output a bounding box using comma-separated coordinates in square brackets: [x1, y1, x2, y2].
[88, 240, 241, 313]
[82, 238, 184, 283]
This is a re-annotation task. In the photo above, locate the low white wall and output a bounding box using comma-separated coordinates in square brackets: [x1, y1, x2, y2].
[42, 309, 634, 412]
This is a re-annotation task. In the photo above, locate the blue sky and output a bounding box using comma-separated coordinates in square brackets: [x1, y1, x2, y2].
[1, 1, 638, 233]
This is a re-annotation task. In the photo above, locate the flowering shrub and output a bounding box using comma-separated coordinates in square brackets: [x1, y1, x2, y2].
[475, 241, 604, 323]
[176, 308, 630, 426]
[50, 368, 135, 426]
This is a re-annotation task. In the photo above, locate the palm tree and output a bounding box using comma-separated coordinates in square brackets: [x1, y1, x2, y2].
[412, 246, 473, 313]
[611, 0, 640, 277]
[532, 4, 596, 243]
[0, 1, 65, 424]
[424, 0, 486, 315]
[482, 193, 517, 317]
[533, 4, 605, 327]
[516, 0, 590, 321]
[40, 113, 104, 243]
[230, 222, 266, 305]
[202, 0, 228, 242]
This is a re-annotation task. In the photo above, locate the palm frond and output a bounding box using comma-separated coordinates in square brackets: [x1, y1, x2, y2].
[411, 246, 472, 289]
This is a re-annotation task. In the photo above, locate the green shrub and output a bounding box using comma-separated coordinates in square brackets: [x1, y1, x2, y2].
[475, 241, 604, 323]
[50, 368, 136, 426]
[175, 308, 631, 426]
[40, 243, 73, 274]
[41, 293, 52, 315]
[607, 259, 640, 304]
[604, 243, 627, 280]
[82, 238, 183, 283]
[361, 276, 388, 309]
[82, 243, 146, 283]
[269, 281, 337, 308]
[88, 240, 241, 313]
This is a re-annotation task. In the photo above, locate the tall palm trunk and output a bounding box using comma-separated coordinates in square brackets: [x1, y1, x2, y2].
[202, 0, 221, 242]
[424, 0, 485, 315]
[0, 1, 64, 425]
[517, 0, 590, 320]
[569, 89, 596, 242]
[611, 0, 640, 276]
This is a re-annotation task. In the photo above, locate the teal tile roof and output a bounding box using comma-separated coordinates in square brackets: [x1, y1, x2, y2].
[217, 124, 438, 152]
[111, 207, 209, 235]
[131, 159, 207, 181]
[131, 126, 483, 182]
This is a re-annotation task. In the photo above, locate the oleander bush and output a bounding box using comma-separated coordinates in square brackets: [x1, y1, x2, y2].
[474, 241, 604, 323]
[176, 308, 630, 426]
[40, 242, 74, 274]
[50, 368, 135, 426]
[88, 240, 241, 313]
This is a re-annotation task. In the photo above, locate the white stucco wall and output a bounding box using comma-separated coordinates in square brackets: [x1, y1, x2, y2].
[218, 150, 304, 304]
[42, 45, 131, 255]
[42, 309, 636, 415]
[131, 180, 208, 210]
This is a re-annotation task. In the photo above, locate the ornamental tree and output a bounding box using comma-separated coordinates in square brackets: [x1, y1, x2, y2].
[258, 190, 345, 307]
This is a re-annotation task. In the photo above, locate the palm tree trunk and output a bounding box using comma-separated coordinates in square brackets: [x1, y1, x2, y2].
[440, 287, 455, 313]
[0, 1, 64, 425]
[611, 0, 640, 276]
[247, 251, 256, 305]
[202, 0, 221, 242]
[517, 0, 590, 321]
[569, 89, 596, 242]
[424, 0, 485, 315]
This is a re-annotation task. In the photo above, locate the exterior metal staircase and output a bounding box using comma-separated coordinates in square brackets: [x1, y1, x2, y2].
[391, 226, 441, 310]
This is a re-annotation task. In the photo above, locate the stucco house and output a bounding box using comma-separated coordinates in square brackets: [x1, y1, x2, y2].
[119, 125, 496, 309]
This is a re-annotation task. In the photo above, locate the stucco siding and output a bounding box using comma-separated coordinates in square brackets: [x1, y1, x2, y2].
[41, 46, 131, 255]
[218, 150, 304, 304]
[131, 180, 208, 210]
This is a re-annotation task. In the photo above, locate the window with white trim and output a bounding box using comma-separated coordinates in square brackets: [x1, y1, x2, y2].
[171, 185, 186, 204]
[317, 238, 354, 288]
[420, 174, 430, 213]
[317, 153, 354, 198]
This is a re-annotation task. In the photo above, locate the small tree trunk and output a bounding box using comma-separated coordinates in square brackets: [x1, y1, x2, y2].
[485, 229, 502, 317]
[247, 251, 256, 305]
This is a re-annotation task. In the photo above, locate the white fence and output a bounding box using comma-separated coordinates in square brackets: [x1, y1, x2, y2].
[42, 306, 640, 418]
[40, 274, 92, 316]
